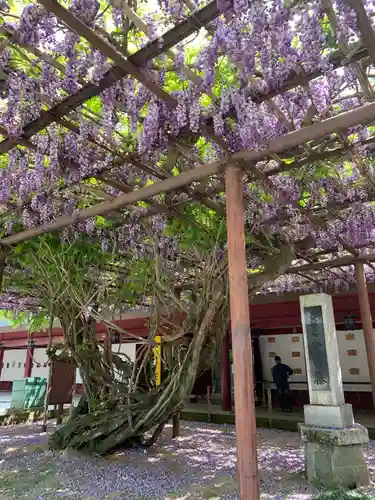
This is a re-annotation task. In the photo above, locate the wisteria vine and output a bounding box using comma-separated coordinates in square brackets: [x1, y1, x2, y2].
[0, 0, 374, 304]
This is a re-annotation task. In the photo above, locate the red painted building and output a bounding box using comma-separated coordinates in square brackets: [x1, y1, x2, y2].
[220, 290, 375, 411]
[0, 312, 149, 392]
[0, 292, 374, 410]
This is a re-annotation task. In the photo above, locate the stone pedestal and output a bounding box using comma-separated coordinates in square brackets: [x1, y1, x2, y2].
[299, 294, 370, 488]
[299, 423, 369, 488]
[304, 403, 354, 428]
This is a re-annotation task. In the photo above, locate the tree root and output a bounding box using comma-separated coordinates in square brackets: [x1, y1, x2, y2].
[48, 397, 169, 454]
[48, 238, 295, 456]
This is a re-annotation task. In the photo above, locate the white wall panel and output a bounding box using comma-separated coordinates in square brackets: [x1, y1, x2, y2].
[259, 333, 307, 384]
[259, 329, 372, 388]
[336, 329, 370, 383]
[74, 344, 136, 385]
[31, 348, 49, 379]
[1, 349, 27, 381]
[111, 343, 137, 382]
[112, 343, 136, 361]
[76, 368, 83, 384]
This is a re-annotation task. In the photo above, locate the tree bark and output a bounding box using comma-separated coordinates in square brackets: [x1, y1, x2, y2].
[49, 283, 228, 454]
[48, 239, 294, 455]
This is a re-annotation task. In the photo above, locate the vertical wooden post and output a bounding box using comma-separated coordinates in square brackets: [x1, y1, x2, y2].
[172, 412, 180, 438]
[0, 345, 4, 380]
[267, 386, 273, 428]
[172, 288, 181, 438]
[221, 332, 232, 411]
[0, 252, 6, 381]
[42, 361, 53, 432]
[355, 263, 375, 407]
[56, 403, 63, 425]
[104, 329, 112, 367]
[24, 345, 34, 378]
[226, 165, 259, 500]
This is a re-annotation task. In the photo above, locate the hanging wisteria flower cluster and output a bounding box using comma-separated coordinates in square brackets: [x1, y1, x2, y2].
[0, 0, 374, 303]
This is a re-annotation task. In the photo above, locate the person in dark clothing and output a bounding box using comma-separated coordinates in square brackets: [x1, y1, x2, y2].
[272, 356, 293, 412]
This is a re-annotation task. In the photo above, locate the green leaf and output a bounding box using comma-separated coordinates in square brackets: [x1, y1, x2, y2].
[85, 96, 102, 115]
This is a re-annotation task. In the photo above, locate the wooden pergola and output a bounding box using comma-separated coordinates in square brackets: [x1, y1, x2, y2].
[1, 1, 375, 498]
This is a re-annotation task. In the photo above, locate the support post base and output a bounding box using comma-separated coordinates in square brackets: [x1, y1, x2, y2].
[304, 403, 354, 428]
[299, 423, 370, 488]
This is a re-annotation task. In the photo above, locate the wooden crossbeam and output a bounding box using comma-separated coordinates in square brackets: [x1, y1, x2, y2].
[38, 0, 177, 106]
[97, 175, 197, 226]
[346, 0, 375, 65]
[0, 1, 221, 154]
[2, 101, 375, 246]
[120, 0, 207, 90]
[285, 253, 375, 273]
[175, 248, 375, 292]
[58, 118, 223, 213]
[0, 8, 369, 157]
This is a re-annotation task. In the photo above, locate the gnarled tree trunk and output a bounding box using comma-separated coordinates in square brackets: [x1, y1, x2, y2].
[49, 239, 295, 455]
[49, 282, 228, 453]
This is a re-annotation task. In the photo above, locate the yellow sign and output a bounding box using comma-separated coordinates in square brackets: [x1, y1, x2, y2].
[153, 336, 162, 387]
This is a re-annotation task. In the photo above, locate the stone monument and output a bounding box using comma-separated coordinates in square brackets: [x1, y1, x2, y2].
[299, 293, 369, 488]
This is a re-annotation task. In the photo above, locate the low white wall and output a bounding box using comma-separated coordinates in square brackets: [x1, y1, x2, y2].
[1, 349, 27, 381]
[0, 342, 138, 385]
[259, 333, 306, 384]
[111, 343, 136, 361]
[76, 342, 137, 384]
[259, 329, 372, 386]
[31, 348, 49, 379]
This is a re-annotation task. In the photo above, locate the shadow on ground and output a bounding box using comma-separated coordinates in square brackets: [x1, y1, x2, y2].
[0, 421, 374, 499]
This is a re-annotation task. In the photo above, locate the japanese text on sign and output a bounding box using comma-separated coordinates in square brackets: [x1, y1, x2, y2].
[304, 305, 330, 391]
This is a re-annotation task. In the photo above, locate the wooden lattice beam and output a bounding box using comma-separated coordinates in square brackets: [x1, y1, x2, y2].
[0, 0, 221, 154]
[120, 0, 207, 91]
[346, 0, 375, 65]
[97, 175, 198, 226]
[175, 248, 375, 292]
[58, 118, 224, 213]
[0, 10, 369, 157]
[2, 101, 375, 246]
[286, 253, 375, 273]
[38, 0, 177, 106]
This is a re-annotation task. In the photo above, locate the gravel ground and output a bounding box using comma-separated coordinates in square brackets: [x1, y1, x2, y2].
[0, 421, 374, 499]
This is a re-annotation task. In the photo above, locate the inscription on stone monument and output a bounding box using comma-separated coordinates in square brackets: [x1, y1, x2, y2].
[304, 305, 330, 391]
